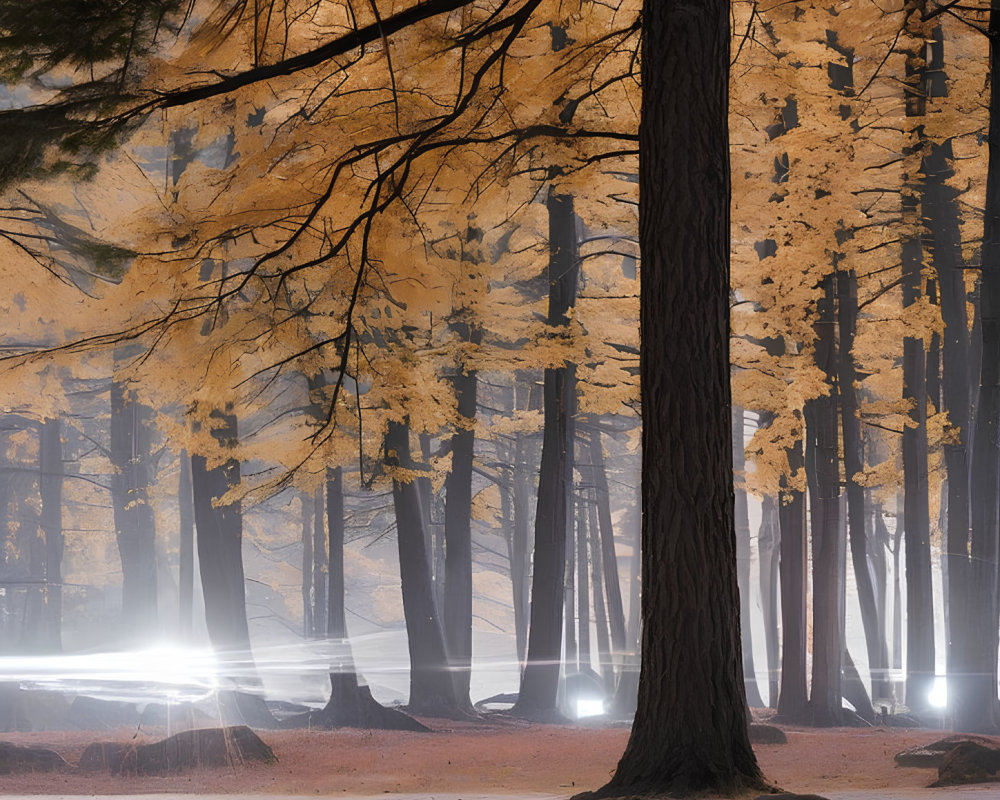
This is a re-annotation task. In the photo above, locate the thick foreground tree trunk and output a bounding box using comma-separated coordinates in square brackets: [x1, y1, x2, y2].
[579, 0, 766, 794]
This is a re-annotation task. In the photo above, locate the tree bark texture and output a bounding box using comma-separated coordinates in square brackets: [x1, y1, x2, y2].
[961, 0, 1000, 732]
[587, 1, 764, 793]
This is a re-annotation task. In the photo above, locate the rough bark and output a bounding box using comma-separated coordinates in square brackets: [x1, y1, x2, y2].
[961, 0, 1000, 733]
[580, 0, 766, 792]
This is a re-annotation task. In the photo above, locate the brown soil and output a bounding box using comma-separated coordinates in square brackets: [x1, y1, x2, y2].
[0, 717, 991, 796]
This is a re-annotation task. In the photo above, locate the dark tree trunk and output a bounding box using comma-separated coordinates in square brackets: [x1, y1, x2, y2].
[777, 434, 809, 721]
[514, 191, 579, 721]
[312, 486, 327, 637]
[110, 381, 158, 639]
[386, 419, 462, 718]
[805, 276, 842, 727]
[588, 493, 614, 693]
[733, 406, 764, 708]
[585, 427, 627, 656]
[564, 508, 578, 671]
[511, 430, 532, 666]
[582, 0, 765, 792]
[442, 319, 480, 713]
[311, 466, 427, 732]
[837, 271, 891, 700]
[842, 647, 876, 724]
[301, 491, 314, 637]
[190, 409, 273, 727]
[960, 0, 1000, 733]
[576, 497, 591, 673]
[39, 419, 62, 652]
[178, 450, 194, 638]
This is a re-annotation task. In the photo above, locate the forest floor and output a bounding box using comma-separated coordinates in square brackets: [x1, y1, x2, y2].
[0, 714, 999, 798]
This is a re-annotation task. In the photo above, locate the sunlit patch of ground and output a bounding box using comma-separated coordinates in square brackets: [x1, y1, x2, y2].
[1, 718, 1000, 797]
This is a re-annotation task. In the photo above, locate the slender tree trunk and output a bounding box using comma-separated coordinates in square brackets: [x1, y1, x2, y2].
[586, 427, 627, 656]
[777, 433, 809, 721]
[588, 493, 614, 693]
[190, 409, 273, 727]
[584, 0, 764, 791]
[178, 449, 194, 638]
[514, 191, 579, 721]
[110, 380, 158, 639]
[318, 466, 427, 731]
[512, 430, 532, 666]
[312, 486, 327, 637]
[443, 320, 481, 712]
[301, 491, 314, 637]
[837, 270, 891, 700]
[577, 497, 591, 673]
[386, 419, 462, 717]
[805, 276, 842, 727]
[39, 419, 62, 652]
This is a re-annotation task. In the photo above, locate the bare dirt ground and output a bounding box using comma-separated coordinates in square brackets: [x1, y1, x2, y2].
[0, 717, 997, 797]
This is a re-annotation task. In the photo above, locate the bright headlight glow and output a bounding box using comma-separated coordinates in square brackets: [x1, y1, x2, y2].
[576, 698, 604, 718]
[928, 676, 947, 709]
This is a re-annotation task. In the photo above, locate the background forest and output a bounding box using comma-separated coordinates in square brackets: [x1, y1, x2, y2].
[0, 0, 996, 740]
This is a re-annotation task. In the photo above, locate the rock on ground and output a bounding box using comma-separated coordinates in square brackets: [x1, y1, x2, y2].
[78, 725, 276, 775]
[0, 741, 69, 773]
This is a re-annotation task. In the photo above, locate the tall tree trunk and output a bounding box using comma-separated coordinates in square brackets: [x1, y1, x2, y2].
[511, 430, 532, 666]
[588, 493, 614, 693]
[386, 419, 462, 718]
[960, 0, 1000, 733]
[585, 427, 627, 657]
[110, 380, 158, 639]
[301, 491, 314, 637]
[777, 435, 808, 721]
[585, 0, 764, 791]
[317, 466, 427, 731]
[442, 319, 481, 713]
[514, 191, 579, 721]
[190, 409, 273, 727]
[39, 419, 62, 652]
[837, 270, 891, 700]
[577, 497, 591, 673]
[178, 449, 194, 638]
[312, 486, 327, 637]
[805, 275, 842, 727]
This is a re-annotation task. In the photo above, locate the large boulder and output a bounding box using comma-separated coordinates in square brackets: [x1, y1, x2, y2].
[895, 735, 1000, 768]
[932, 741, 1000, 786]
[79, 725, 276, 775]
[749, 723, 787, 744]
[0, 741, 69, 774]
